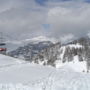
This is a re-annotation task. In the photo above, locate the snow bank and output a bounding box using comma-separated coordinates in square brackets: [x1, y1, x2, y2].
[55, 55, 87, 72]
[67, 56, 87, 72]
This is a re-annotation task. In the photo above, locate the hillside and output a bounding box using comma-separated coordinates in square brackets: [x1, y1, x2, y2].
[31, 37, 90, 72]
[7, 37, 90, 72]
[8, 40, 54, 60]
[0, 54, 90, 90]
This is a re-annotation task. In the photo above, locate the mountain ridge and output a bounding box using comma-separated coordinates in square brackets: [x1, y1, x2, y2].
[8, 36, 90, 72]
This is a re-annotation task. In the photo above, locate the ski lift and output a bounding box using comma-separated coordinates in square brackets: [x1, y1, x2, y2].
[0, 32, 7, 54]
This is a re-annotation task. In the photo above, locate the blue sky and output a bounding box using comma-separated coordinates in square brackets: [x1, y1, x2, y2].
[35, 0, 90, 5]
[35, 0, 48, 5]
[0, 0, 90, 42]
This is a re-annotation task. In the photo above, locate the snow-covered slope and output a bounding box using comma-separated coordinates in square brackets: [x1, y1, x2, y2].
[55, 55, 87, 72]
[0, 54, 25, 68]
[32, 41, 90, 73]
[8, 37, 90, 72]
[8, 36, 56, 60]
[8, 41, 53, 60]
[8, 37, 90, 73]
[0, 54, 90, 90]
[57, 43, 83, 62]
[33, 43, 84, 64]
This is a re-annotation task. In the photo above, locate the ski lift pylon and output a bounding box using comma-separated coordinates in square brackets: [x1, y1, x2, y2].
[0, 32, 7, 54]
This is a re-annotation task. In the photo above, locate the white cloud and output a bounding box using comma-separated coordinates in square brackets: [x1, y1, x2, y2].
[87, 32, 90, 38]
[60, 34, 74, 43]
[47, 3, 90, 39]
[0, 0, 90, 42]
[0, 0, 48, 40]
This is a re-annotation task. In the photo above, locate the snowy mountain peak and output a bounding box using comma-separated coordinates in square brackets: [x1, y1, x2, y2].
[6, 36, 57, 51]
[24, 36, 57, 44]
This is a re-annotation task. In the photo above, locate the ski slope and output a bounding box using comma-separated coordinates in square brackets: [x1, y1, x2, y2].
[0, 54, 26, 70]
[0, 54, 90, 90]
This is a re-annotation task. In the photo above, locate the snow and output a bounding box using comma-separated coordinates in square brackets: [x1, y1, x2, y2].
[67, 56, 87, 72]
[0, 54, 25, 68]
[55, 55, 87, 72]
[54, 46, 66, 68]
[0, 54, 90, 90]
[55, 44, 84, 69]
[23, 36, 57, 44]
[67, 43, 83, 49]
[58, 44, 83, 62]
[55, 60, 67, 68]
[59, 46, 66, 60]
[7, 36, 57, 51]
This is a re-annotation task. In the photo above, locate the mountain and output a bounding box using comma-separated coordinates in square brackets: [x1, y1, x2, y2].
[6, 36, 56, 52]
[8, 36, 55, 60]
[8, 36, 90, 72]
[32, 37, 90, 72]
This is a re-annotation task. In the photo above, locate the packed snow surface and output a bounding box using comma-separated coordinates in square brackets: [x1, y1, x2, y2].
[56, 56, 87, 72]
[0, 54, 90, 90]
[0, 54, 25, 68]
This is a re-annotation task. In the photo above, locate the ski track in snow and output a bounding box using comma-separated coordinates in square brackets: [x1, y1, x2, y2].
[22, 69, 58, 90]
[1, 62, 90, 90]
[31, 67, 90, 90]
[21, 67, 90, 90]
[1, 64, 90, 90]
[1, 55, 90, 90]
[51, 69, 90, 90]
[24, 70, 55, 90]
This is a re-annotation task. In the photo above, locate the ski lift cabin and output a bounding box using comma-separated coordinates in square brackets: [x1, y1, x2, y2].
[0, 43, 7, 54]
